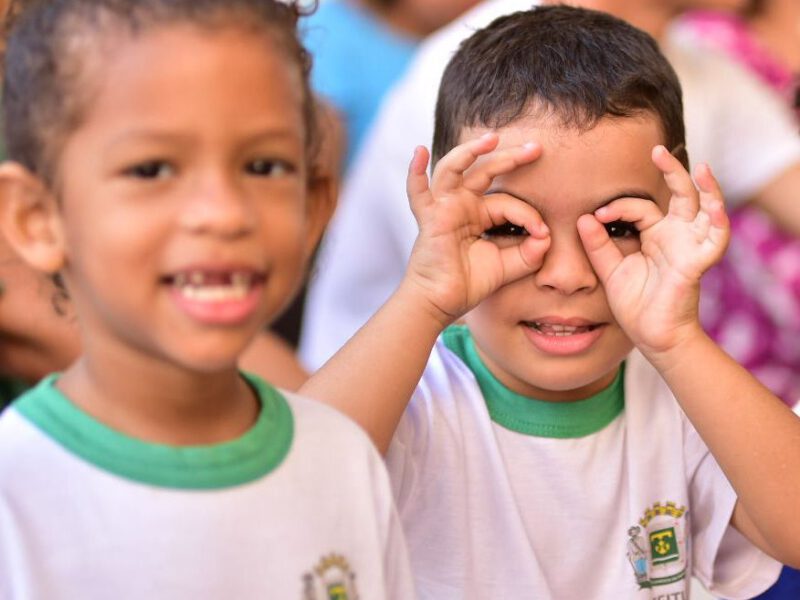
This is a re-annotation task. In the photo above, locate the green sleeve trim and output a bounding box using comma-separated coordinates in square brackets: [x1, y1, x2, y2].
[14, 372, 293, 489]
[443, 325, 624, 438]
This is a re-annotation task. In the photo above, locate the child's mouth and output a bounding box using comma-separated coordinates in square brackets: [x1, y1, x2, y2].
[163, 270, 266, 302]
[521, 319, 606, 355]
[524, 321, 600, 336]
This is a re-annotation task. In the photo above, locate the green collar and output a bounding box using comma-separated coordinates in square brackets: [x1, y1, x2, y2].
[443, 325, 624, 438]
[15, 372, 293, 489]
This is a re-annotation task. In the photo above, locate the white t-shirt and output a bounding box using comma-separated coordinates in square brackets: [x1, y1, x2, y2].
[385, 326, 780, 599]
[299, 0, 800, 370]
[0, 373, 414, 600]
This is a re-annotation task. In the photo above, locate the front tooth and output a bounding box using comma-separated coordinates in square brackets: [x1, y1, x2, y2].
[190, 272, 205, 286]
[182, 285, 247, 301]
[173, 273, 187, 287]
[231, 272, 250, 287]
[535, 322, 582, 336]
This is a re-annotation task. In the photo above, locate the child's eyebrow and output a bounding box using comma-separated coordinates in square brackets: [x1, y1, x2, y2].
[485, 188, 657, 213]
[599, 190, 657, 206]
[104, 127, 301, 152]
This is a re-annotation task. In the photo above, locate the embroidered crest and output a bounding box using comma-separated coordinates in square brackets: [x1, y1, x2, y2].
[626, 501, 688, 589]
[302, 553, 359, 600]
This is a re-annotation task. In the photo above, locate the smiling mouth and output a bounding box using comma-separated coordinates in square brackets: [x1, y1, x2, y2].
[523, 321, 602, 336]
[163, 270, 266, 301]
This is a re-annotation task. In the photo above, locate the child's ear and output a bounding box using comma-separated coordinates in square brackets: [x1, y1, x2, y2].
[303, 173, 337, 258]
[0, 161, 66, 274]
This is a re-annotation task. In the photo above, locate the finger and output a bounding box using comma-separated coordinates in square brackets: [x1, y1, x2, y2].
[694, 163, 730, 232]
[431, 133, 499, 193]
[593, 198, 665, 232]
[407, 145, 432, 211]
[498, 234, 551, 284]
[482, 193, 550, 239]
[459, 142, 542, 196]
[651, 145, 699, 222]
[577, 213, 624, 284]
[481, 194, 551, 283]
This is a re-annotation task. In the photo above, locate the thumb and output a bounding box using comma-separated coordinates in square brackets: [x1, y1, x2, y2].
[577, 214, 623, 284]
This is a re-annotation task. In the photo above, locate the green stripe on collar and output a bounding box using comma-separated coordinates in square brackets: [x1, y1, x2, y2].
[15, 372, 293, 489]
[443, 325, 624, 438]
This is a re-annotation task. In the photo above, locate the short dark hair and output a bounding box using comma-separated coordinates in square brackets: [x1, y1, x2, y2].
[2, 0, 319, 183]
[432, 5, 687, 168]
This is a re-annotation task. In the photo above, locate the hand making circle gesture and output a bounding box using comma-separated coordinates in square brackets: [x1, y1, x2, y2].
[577, 145, 730, 357]
[403, 133, 551, 327]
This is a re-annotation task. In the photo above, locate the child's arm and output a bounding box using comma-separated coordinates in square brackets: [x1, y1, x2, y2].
[577, 146, 800, 568]
[301, 134, 550, 453]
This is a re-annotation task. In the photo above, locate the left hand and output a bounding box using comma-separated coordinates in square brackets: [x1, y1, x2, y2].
[577, 145, 730, 357]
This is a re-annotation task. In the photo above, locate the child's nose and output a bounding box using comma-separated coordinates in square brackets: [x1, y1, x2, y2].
[533, 233, 598, 295]
[178, 172, 255, 237]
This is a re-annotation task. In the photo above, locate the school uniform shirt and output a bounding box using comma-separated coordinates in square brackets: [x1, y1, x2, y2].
[386, 325, 781, 600]
[0, 373, 414, 600]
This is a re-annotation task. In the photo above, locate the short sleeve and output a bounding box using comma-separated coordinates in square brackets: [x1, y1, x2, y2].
[385, 385, 431, 511]
[683, 421, 781, 598]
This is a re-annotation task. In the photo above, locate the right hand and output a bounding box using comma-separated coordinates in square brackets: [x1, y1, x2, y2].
[402, 133, 551, 328]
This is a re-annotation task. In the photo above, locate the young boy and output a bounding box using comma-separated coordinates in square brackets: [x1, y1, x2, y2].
[302, 6, 800, 598]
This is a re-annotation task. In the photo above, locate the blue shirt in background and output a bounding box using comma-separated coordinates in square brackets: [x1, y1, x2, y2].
[302, 0, 417, 170]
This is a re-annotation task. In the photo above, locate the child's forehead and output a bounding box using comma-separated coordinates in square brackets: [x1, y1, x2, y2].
[458, 112, 666, 148]
[461, 114, 670, 215]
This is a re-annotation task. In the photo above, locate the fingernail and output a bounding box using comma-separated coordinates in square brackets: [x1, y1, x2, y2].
[523, 142, 537, 149]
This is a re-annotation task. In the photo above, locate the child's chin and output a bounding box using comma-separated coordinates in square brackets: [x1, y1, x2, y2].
[520, 361, 625, 401]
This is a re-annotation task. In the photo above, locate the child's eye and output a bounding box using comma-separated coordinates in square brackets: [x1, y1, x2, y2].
[604, 220, 639, 239]
[126, 161, 173, 180]
[246, 159, 295, 177]
[482, 222, 529, 238]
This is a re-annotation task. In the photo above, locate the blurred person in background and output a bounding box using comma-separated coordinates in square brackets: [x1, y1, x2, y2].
[272, 0, 481, 351]
[302, 0, 482, 173]
[0, 233, 79, 411]
[672, 0, 800, 412]
[678, 0, 798, 117]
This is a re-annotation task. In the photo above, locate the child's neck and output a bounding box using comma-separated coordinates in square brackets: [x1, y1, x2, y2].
[57, 355, 260, 446]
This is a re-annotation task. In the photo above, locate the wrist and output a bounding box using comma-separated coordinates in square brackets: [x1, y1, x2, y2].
[392, 278, 457, 336]
[639, 324, 711, 375]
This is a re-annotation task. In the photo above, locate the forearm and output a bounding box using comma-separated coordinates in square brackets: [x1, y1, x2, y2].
[646, 332, 800, 565]
[749, 162, 800, 237]
[300, 282, 446, 454]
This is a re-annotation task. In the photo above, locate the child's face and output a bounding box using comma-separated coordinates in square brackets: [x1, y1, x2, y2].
[48, 25, 325, 373]
[461, 114, 671, 401]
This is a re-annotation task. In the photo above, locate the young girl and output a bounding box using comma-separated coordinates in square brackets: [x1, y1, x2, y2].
[0, 1, 413, 597]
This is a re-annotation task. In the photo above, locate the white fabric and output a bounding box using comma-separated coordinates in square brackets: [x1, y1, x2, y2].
[0, 393, 414, 600]
[385, 341, 781, 599]
[299, 0, 800, 370]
